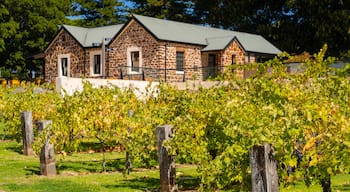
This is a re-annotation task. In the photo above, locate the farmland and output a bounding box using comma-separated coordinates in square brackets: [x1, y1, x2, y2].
[0, 47, 349, 191]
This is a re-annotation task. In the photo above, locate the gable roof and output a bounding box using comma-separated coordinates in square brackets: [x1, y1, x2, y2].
[132, 14, 281, 54]
[62, 24, 124, 48]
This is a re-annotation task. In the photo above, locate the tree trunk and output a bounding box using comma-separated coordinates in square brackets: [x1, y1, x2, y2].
[321, 176, 331, 192]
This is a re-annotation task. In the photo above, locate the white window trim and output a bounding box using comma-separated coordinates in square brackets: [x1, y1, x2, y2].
[58, 54, 70, 77]
[176, 52, 184, 74]
[89, 50, 103, 76]
[127, 47, 142, 74]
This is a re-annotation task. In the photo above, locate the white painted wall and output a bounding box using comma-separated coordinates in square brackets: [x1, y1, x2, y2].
[56, 77, 159, 98]
[55, 77, 228, 99]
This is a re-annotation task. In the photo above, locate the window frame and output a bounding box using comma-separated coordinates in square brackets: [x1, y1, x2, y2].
[127, 47, 142, 74]
[94, 55, 101, 74]
[90, 50, 102, 76]
[176, 51, 184, 74]
[58, 54, 70, 77]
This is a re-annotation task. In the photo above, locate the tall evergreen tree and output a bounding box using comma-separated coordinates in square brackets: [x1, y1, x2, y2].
[286, 0, 350, 56]
[0, 0, 71, 78]
[129, 0, 195, 23]
[192, 0, 349, 56]
[70, 0, 126, 27]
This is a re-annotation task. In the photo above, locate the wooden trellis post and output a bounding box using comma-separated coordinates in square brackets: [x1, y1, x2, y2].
[156, 125, 177, 192]
[37, 120, 56, 176]
[20, 111, 34, 156]
[249, 143, 279, 192]
[125, 110, 133, 174]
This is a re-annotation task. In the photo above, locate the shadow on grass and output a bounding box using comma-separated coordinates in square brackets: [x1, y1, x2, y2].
[333, 183, 350, 191]
[104, 177, 160, 191]
[103, 175, 199, 191]
[177, 174, 200, 191]
[24, 165, 40, 175]
[5, 144, 23, 154]
[57, 158, 126, 174]
[3, 179, 95, 192]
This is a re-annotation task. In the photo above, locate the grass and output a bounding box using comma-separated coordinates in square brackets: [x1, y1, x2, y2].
[280, 174, 350, 192]
[0, 140, 349, 192]
[0, 140, 199, 192]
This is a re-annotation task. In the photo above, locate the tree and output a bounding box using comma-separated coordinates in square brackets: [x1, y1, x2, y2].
[70, 0, 126, 27]
[0, 0, 71, 78]
[191, 0, 349, 56]
[129, 0, 196, 23]
[285, 0, 350, 56]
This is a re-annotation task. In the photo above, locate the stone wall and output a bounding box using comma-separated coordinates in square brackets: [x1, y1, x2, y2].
[44, 30, 86, 82]
[108, 19, 204, 82]
[164, 42, 203, 82]
[44, 20, 271, 83]
[200, 39, 248, 79]
[221, 39, 248, 79]
[108, 20, 163, 80]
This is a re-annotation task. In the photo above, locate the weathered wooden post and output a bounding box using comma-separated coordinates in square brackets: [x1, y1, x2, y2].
[125, 110, 133, 174]
[20, 111, 34, 156]
[249, 143, 278, 192]
[37, 120, 56, 176]
[156, 125, 177, 192]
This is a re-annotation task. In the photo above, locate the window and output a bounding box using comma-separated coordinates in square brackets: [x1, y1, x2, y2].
[176, 52, 184, 73]
[90, 51, 102, 76]
[131, 51, 140, 72]
[93, 54, 101, 75]
[58, 54, 70, 77]
[61, 58, 68, 76]
[232, 55, 236, 65]
[208, 54, 216, 67]
[208, 54, 217, 77]
[127, 47, 142, 74]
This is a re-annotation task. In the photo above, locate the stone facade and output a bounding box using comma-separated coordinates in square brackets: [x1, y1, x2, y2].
[108, 20, 204, 82]
[222, 39, 251, 79]
[44, 30, 107, 82]
[201, 39, 253, 79]
[44, 18, 271, 83]
[44, 30, 85, 82]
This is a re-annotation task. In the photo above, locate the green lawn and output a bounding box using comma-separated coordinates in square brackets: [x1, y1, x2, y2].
[0, 140, 349, 192]
[0, 141, 198, 192]
[280, 174, 350, 192]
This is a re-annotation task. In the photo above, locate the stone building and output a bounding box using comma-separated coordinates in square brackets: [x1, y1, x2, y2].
[43, 14, 281, 83]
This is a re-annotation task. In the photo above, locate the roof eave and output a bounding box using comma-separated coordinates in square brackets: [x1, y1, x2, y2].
[44, 27, 64, 53]
[201, 48, 224, 52]
[246, 50, 282, 55]
[45, 25, 85, 53]
[108, 15, 161, 46]
[62, 25, 86, 48]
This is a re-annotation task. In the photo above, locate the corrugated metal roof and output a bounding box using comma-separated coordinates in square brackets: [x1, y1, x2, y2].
[133, 14, 281, 54]
[63, 24, 124, 47]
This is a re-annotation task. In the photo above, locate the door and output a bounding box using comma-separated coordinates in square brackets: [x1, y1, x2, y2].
[208, 54, 217, 78]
